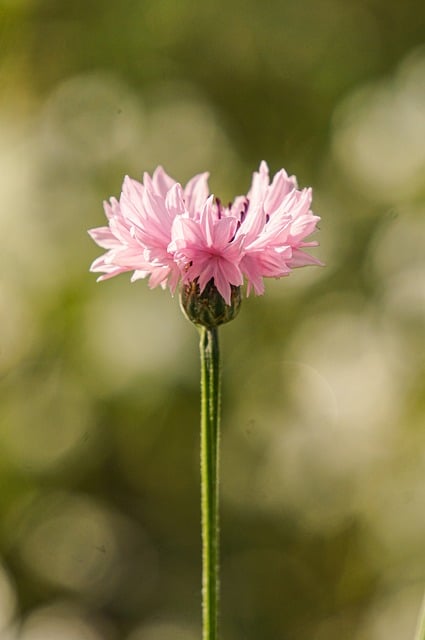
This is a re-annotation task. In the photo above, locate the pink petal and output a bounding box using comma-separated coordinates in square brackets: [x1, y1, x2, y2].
[165, 183, 186, 217]
[264, 169, 296, 214]
[152, 165, 176, 196]
[103, 197, 120, 220]
[211, 216, 238, 249]
[148, 265, 171, 289]
[184, 172, 210, 216]
[247, 161, 270, 211]
[199, 195, 216, 247]
[171, 216, 205, 250]
[131, 269, 149, 282]
[88, 226, 121, 249]
[213, 273, 232, 305]
[289, 249, 324, 268]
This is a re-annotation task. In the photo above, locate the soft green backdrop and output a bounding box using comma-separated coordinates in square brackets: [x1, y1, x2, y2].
[1, 1, 424, 638]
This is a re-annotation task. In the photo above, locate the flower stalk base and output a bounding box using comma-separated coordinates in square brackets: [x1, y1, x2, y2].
[415, 593, 425, 640]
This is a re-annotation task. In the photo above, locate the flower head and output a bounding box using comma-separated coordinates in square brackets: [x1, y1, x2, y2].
[89, 162, 321, 305]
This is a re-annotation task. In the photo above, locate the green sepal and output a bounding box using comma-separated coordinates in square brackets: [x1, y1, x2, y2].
[180, 279, 241, 328]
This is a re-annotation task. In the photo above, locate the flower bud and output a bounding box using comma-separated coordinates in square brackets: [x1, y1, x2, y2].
[180, 279, 241, 328]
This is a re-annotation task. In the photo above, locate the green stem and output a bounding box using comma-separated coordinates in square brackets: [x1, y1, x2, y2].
[199, 326, 220, 640]
[414, 592, 425, 640]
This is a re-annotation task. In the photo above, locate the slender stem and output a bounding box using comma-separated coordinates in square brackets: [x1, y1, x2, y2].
[414, 592, 425, 640]
[199, 326, 220, 640]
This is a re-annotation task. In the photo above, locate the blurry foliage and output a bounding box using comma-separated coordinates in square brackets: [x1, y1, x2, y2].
[1, 0, 425, 638]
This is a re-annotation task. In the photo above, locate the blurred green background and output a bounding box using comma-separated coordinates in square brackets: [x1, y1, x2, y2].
[1, 0, 425, 638]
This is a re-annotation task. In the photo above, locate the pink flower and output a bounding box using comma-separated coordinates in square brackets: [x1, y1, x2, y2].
[89, 162, 321, 304]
